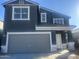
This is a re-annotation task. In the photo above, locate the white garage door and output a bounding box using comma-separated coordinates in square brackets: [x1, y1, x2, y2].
[6, 32, 52, 53]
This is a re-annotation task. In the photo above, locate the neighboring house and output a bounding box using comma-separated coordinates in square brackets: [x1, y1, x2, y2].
[0, 21, 3, 52]
[0, 21, 3, 30]
[2, 0, 75, 53]
[72, 28, 79, 40]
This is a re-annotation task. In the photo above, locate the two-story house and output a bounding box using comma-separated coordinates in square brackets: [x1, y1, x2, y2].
[2, 0, 75, 53]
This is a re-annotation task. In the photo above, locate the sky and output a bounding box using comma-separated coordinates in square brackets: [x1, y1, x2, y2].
[0, 0, 79, 28]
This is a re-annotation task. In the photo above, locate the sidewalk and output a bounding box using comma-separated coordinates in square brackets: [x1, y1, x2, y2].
[0, 50, 76, 59]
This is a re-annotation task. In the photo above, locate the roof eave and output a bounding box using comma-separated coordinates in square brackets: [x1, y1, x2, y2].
[2, 0, 39, 6]
[40, 6, 70, 18]
[2, 0, 16, 6]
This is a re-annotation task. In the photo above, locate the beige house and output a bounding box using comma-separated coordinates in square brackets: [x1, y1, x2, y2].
[0, 21, 3, 30]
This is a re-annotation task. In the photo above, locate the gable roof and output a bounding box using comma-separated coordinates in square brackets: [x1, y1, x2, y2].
[2, 0, 16, 5]
[2, 0, 39, 6]
[2, 0, 70, 18]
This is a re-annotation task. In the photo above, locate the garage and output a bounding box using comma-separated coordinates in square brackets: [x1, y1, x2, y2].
[6, 32, 52, 53]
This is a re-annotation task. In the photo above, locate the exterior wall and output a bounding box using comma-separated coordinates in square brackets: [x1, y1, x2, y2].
[3, 0, 39, 45]
[4, 5, 38, 32]
[61, 31, 67, 43]
[52, 12, 69, 26]
[52, 31, 73, 44]
[51, 31, 56, 44]
[3, 0, 70, 32]
[68, 31, 74, 42]
[55, 31, 67, 43]
[39, 8, 53, 25]
[39, 8, 69, 26]
[5, 32, 51, 53]
[5, 31, 69, 53]
[2, 0, 72, 52]
[51, 31, 69, 51]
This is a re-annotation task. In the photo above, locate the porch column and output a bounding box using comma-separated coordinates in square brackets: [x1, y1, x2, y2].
[65, 31, 68, 48]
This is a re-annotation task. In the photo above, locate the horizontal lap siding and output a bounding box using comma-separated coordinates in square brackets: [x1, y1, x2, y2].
[4, 6, 38, 32]
[3, 2, 39, 45]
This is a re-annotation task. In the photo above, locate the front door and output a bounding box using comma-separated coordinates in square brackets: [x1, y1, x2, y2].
[56, 34, 62, 50]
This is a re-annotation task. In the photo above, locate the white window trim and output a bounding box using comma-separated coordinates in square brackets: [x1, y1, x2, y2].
[53, 18, 64, 24]
[5, 32, 52, 53]
[41, 13, 47, 22]
[12, 6, 30, 20]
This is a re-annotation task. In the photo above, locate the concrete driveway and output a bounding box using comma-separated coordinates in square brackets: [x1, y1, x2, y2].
[0, 50, 76, 59]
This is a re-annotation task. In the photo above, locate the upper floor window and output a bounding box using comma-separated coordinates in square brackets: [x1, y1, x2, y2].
[12, 6, 30, 20]
[53, 18, 64, 24]
[41, 13, 47, 22]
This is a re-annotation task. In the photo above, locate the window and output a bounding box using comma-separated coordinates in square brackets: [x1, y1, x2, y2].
[53, 18, 64, 24]
[12, 6, 30, 20]
[41, 13, 47, 22]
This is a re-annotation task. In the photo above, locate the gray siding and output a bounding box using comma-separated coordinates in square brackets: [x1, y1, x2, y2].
[3, 0, 39, 45]
[4, 5, 38, 32]
[40, 8, 53, 24]
[39, 8, 69, 26]
[51, 31, 56, 44]
[2, 0, 72, 50]
[3, 0, 70, 32]
[68, 31, 73, 42]
[62, 32, 67, 43]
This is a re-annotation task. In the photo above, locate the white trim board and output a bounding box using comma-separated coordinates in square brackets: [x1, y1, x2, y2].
[36, 26, 73, 31]
[12, 6, 30, 20]
[5, 32, 52, 53]
[41, 13, 47, 23]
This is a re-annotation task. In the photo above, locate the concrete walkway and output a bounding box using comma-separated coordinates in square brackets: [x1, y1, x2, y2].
[0, 50, 77, 59]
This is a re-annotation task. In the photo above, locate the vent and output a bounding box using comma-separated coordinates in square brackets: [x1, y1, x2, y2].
[18, 0, 25, 4]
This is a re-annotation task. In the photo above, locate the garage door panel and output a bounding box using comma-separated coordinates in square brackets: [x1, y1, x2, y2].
[8, 34, 50, 53]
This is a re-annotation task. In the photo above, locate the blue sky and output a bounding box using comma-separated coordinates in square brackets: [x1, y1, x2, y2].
[0, 0, 79, 28]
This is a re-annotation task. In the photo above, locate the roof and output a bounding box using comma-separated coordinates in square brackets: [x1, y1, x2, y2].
[2, 0, 39, 6]
[72, 28, 79, 33]
[2, 0, 70, 18]
[2, 0, 16, 5]
[40, 6, 70, 18]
